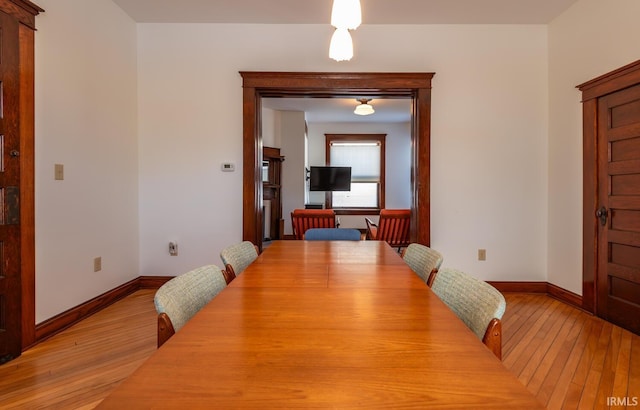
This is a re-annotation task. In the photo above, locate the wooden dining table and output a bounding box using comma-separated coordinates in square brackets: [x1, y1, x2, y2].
[98, 240, 542, 409]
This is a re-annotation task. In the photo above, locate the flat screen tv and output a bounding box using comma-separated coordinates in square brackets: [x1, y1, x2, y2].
[309, 166, 351, 191]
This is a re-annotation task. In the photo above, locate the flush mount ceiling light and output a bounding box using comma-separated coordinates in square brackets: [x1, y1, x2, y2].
[354, 98, 375, 115]
[329, 0, 362, 62]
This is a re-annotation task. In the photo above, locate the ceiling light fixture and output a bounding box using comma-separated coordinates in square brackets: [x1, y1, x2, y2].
[354, 98, 374, 116]
[330, 0, 361, 30]
[329, 28, 353, 62]
[329, 0, 362, 62]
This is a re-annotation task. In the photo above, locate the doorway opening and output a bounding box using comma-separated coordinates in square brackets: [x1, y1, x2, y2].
[240, 71, 434, 251]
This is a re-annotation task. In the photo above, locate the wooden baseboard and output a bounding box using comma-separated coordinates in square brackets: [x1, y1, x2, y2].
[33, 276, 171, 346]
[138, 275, 172, 289]
[547, 282, 584, 311]
[488, 281, 548, 293]
[489, 281, 583, 311]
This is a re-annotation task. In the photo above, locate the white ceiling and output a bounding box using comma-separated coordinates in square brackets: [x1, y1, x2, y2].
[112, 0, 578, 25]
[263, 97, 412, 124]
[111, 0, 578, 123]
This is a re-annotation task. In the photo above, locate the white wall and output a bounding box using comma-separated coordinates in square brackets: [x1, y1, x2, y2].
[136, 23, 548, 282]
[35, 0, 138, 322]
[30, 0, 640, 323]
[306, 121, 412, 230]
[547, 0, 640, 294]
[279, 111, 306, 235]
[262, 107, 277, 148]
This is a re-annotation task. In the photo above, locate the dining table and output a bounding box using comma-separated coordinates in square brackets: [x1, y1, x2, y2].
[97, 240, 542, 409]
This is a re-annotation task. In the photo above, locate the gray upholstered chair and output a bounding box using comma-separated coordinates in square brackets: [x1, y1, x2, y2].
[401, 243, 443, 286]
[154, 265, 227, 348]
[220, 241, 259, 283]
[304, 228, 361, 241]
[430, 267, 506, 359]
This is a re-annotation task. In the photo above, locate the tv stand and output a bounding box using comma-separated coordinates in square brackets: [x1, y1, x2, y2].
[305, 203, 324, 210]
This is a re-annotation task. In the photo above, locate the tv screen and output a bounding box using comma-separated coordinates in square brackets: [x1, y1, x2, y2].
[309, 166, 351, 191]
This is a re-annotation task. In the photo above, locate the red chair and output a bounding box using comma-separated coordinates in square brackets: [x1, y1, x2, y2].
[291, 209, 336, 240]
[365, 209, 411, 250]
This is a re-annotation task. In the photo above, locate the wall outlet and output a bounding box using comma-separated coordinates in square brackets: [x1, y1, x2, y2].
[169, 242, 178, 256]
[94, 256, 102, 272]
[478, 249, 486, 261]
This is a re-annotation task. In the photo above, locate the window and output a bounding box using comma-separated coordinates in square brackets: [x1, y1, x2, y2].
[325, 134, 386, 213]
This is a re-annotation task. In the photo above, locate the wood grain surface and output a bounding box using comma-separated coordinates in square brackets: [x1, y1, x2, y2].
[97, 241, 541, 409]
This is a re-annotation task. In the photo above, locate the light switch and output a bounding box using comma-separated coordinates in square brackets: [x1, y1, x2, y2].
[54, 164, 64, 180]
[478, 249, 486, 261]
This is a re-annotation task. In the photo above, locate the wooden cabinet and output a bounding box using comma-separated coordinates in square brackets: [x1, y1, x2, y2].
[263, 147, 284, 240]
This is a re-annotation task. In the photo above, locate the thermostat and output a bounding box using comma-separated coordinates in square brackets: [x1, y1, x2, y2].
[221, 163, 235, 172]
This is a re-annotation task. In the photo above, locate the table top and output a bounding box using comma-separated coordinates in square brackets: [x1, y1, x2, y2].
[98, 240, 542, 409]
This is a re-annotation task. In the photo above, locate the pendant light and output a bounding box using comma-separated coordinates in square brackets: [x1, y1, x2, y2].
[331, 0, 362, 30]
[328, 0, 361, 61]
[329, 28, 353, 62]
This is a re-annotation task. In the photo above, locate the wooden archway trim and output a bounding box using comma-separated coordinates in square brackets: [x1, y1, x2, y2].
[240, 71, 434, 250]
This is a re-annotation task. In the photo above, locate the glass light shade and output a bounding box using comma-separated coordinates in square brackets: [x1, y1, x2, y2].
[354, 102, 374, 115]
[329, 28, 353, 62]
[331, 0, 361, 30]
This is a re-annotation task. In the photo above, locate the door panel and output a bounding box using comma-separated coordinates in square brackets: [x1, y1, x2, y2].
[597, 83, 640, 335]
[0, 9, 21, 363]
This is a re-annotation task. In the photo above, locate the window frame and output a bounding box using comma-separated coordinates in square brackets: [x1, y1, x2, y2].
[324, 134, 386, 215]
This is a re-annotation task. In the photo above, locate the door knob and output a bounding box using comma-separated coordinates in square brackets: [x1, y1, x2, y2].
[596, 206, 608, 226]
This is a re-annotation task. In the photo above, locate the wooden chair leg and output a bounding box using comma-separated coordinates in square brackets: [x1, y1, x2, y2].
[482, 318, 502, 360]
[157, 313, 176, 348]
[426, 269, 438, 288]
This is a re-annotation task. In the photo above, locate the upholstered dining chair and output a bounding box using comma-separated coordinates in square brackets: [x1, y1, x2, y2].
[430, 267, 506, 359]
[219, 241, 259, 283]
[154, 265, 227, 348]
[365, 209, 411, 251]
[401, 243, 443, 286]
[290, 209, 336, 240]
[304, 228, 361, 241]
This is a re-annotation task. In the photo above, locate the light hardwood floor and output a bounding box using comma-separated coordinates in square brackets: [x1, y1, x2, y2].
[0, 290, 638, 409]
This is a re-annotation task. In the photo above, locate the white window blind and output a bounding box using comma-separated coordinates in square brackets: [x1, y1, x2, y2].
[330, 142, 380, 182]
[330, 141, 381, 208]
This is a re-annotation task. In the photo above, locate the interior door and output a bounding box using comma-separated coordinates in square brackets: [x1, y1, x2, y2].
[596, 82, 640, 335]
[0, 9, 22, 363]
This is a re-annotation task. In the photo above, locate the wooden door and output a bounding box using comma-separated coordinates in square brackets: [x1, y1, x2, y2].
[0, 9, 22, 363]
[596, 83, 640, 334]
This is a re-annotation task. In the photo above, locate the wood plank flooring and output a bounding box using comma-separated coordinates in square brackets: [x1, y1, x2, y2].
[0, 290, 638, 409]
[0, 290, 157, 410]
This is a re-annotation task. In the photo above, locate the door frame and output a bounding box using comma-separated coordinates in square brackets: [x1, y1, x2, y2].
[0, 0, 42, 352]
[578, 59, 640, 313]
[240, 72, 434, 250]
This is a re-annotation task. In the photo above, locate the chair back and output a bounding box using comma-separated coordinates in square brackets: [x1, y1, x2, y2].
[431, 267, 506, 359]
[402, 243, 443, 286]
[304, 228, 361, 241]
[154, 265, 227, 347]
[220, 241, 259, 282]
[291, 209, 336, 240]
[366, 209, 411, 248]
